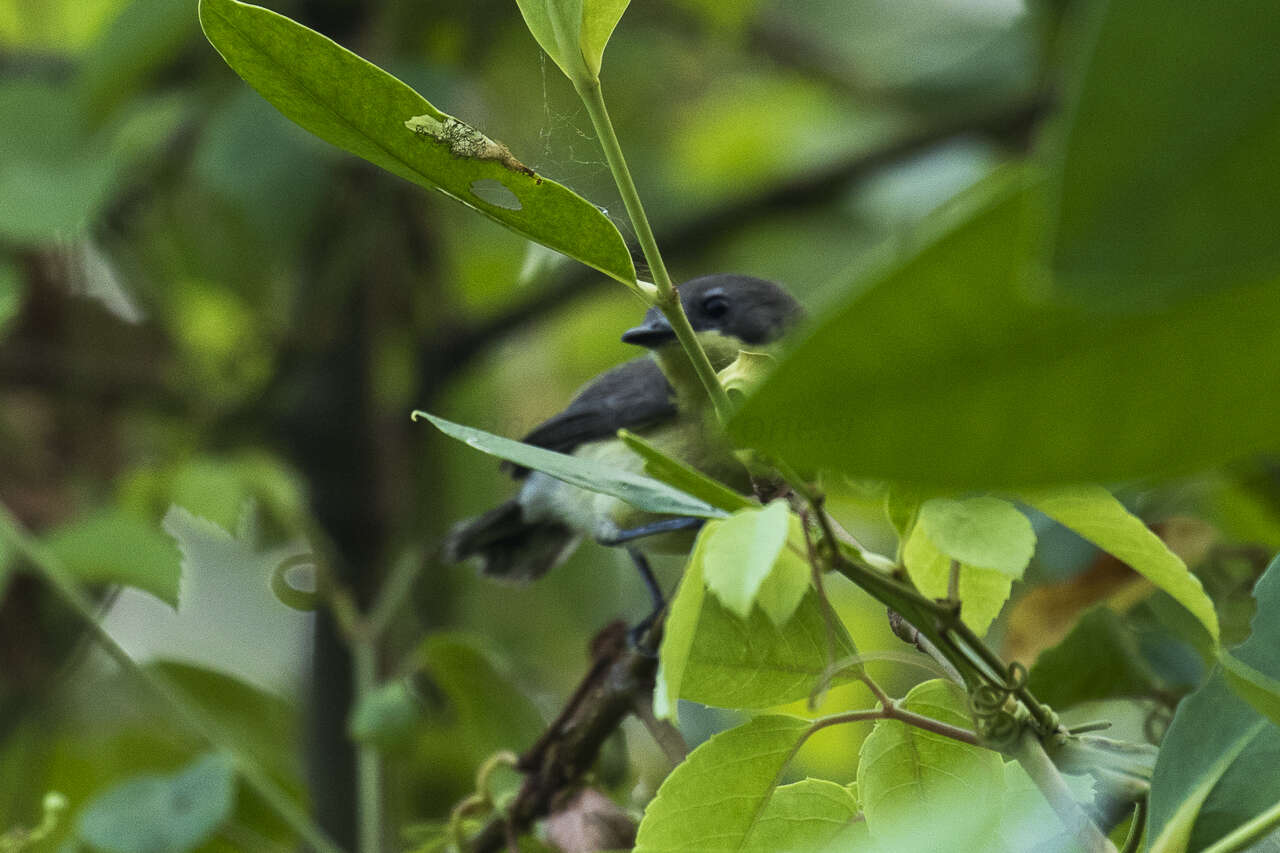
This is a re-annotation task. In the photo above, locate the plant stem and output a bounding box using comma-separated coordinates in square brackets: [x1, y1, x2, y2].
[1201, 797, 1280, 853]
[574, 78, 732, 420]
[353, 640, 381, 853]
[0, 504, 346, 853]
[811, 703, 981, 746]
[1012, 730, 1117, 853]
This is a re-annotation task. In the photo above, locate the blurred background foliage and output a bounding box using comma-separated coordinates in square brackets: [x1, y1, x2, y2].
[2, 0, 1278, 849]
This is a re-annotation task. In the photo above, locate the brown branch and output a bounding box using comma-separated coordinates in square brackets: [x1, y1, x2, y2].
[470, 619, 662, 853]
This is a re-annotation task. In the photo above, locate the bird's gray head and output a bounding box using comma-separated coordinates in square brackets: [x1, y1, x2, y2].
[621, 274, 802, 350]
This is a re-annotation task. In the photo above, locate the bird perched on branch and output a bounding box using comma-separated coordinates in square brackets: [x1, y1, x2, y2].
[443, 274, 802, 584]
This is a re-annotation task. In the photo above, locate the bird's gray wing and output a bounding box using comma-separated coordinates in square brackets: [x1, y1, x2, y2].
[506, 357, 675, 477]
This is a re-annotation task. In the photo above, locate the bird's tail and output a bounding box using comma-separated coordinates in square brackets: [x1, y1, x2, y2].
[442, 500, 579, 582]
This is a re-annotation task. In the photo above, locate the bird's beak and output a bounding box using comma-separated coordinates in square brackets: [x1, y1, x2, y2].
[621, 316, 677, 348]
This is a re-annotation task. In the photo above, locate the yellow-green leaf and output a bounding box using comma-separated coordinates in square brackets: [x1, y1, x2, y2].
[1023, 485, 1219, 645]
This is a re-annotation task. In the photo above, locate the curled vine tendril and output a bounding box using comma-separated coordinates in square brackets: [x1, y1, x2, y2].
[971, 661, 1030, 747]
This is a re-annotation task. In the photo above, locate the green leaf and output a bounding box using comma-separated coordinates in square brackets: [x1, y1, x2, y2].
[884, 484, 922, 543]
[76, 752, 236, 853]
[728, 171, 1280, 488]
[857, 679, 1005, 850]
[701, 501, 791, 619]
[902, 522, 1012, 636]
[1024, 485, 1220, 645]
[680, 591, 855, 712]
[653, 531, 708, 723]
[513, 0, 630, 84]
[77, 0, 198, 118]
[633, 715, 811, 853]
[42, 510, 182, 607]
[1026, 606, 1164, 708]
[0, 254, 19, 337]
[198, 0, 635, 286]
[1146, 672, 1280, 852]
[415, 634, 545, 761]
[0, 80, 123, 242]
[916, 497, 1035, 578]
[742, 779, 862, 853]
[417, 412, 728, 519]
[1219, 551, 1280, 727]
[618, 429, 755, 514]
[348, 679, 421, 749]
[1047, 0, 1280, 303]
[579, 0, 630, 78]
[656, 537, 856, 720]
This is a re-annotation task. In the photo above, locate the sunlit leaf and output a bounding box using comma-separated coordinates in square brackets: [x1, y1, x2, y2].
[634, 715, 811, 852]
[513, 0, 630, 84]
[729, 172, 1280, 488]
[199, 0, 635, 285]
[902, 522, 1012, 636]
[916, 497, 1035, 578]
[42, 510, 182, 608]
[656, 537, 855, 720]
[417, 412, 728, 519]
[857, 679, 1004, 849]
[1024, 485, 1220, 645]
[744, 779, 862, 853]
[653, 531, 708, 723]
[701, 501, 791, 619]
[77, 752, 236, 853]
[1047, 0, 1280, 303]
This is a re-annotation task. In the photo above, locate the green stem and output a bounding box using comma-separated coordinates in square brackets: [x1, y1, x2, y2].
[0, 504, 346, 853]
[1201, 798, 1280, 853]
[574, 77, 732, 421]
[353, 640, 381, 853]
[1012, 730, 1117, 853]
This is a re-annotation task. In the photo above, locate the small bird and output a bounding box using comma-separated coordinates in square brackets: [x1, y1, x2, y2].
[443, 274, 802, 583]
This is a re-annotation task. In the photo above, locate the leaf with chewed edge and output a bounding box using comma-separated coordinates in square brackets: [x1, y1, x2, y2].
[199, 0, 635, 286]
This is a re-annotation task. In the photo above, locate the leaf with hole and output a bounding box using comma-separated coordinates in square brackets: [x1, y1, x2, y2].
[199, 0, 635, 286]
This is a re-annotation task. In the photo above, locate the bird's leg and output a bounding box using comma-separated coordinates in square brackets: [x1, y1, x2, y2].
[598, 516, 704, 545]
[627, 549, 666, 654]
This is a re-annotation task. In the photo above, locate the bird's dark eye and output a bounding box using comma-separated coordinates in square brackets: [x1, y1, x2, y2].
[702, 293, 729, 318]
